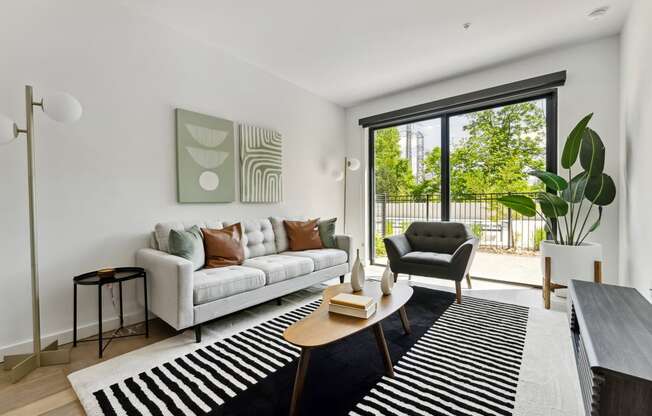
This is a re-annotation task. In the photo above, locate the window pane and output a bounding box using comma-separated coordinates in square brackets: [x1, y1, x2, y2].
[373, 118, 441, 264]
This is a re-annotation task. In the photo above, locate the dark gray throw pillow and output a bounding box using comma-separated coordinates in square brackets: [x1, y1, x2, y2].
[168, 225, 204, 271]
[318, 218, 337, 248]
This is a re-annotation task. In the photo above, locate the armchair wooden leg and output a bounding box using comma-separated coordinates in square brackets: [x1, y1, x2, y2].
[339, 275, 345, 284]
[455, 281, 462, 304]
[393, 273, 398, 283]
[543, 256, 551, 310]
[465, 273, 472, 289]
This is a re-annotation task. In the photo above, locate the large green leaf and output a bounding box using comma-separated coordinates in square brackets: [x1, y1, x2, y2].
[497, 195, 537, 217]
[528, 170, 568, 191]
[561, 172, 588, 203]
[585, 173, 616, 206]
[561, 113, 593, 169]
[536, 192, 569, 218]
[580, 128, 605, 176]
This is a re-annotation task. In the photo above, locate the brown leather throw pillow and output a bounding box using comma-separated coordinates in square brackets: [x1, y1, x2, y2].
[202, 223, 245, 268]
[284, 219, 323, 251]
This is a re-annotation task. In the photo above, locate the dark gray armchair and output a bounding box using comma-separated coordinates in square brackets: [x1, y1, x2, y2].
[384, 222, 478, 303]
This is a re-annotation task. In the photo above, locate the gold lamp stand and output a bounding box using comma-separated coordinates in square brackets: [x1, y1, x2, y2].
[2, 85, 80, 383]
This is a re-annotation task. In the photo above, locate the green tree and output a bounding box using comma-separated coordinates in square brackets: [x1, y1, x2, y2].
[450, 102, 545, 198]
[412, 147, 441, 198]
[374, 127, 415, 195]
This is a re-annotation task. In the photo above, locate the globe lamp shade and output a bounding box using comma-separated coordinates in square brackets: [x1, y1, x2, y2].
[43, 92, 82, 123]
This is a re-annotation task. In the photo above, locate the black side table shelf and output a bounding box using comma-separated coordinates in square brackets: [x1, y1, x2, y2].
[73, 267, 149, 358]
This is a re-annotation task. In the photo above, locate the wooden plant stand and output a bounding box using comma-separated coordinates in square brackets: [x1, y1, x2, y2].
[543, 257, 602, 309]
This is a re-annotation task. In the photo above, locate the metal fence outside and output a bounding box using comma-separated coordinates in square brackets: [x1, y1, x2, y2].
[374, 192, 546, 253]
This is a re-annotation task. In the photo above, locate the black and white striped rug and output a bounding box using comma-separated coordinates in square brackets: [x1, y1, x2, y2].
[75, 287, 528, 416]
[350, 296, 529, 416]
[91, 300, 321, 415]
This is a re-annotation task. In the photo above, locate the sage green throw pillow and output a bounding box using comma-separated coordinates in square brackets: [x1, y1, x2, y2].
[318, 218, 337, 248]
[168, 226, 204, 271]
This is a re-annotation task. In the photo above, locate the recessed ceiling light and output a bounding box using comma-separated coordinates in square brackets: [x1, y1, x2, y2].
[588, 6, 609, 21]
[463, 22, 471, 30]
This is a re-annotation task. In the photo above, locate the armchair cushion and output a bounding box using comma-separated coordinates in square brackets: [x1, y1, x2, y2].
[401, 251, 452, 267]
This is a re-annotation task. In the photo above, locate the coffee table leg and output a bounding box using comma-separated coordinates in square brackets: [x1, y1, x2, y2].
[289, 347, 311, 416]
[373, 323, 394, 377]
[398, 306, 411, 335]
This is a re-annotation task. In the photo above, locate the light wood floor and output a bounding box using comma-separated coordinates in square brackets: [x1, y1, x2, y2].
[0, 320, 177, 415]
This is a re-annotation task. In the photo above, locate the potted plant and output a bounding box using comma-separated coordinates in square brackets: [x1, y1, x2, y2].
[497, 113, 616, 308]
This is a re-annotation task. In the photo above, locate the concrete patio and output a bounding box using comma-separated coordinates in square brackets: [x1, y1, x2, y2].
[376, 250, 542, 286]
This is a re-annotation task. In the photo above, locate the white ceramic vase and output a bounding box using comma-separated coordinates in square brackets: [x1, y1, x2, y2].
[540, 240, 602, 286]
[350, 249, 365, 292]
[380, 264, 394, 296]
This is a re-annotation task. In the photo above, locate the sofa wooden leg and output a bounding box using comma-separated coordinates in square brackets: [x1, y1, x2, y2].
[455, 281, 462, 304]
[393, 273, 398, 283]
[466, 273, 472, 289]
[339, 275, 345, 284]
[277, 298, 282, 306]
[194, 325, 202, 343]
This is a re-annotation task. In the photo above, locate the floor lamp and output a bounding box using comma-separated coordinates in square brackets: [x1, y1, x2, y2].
[1, 85, 82, 383]
[335, 157, 360, 233]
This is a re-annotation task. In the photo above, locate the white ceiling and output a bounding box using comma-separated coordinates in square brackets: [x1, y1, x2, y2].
[124, 0, 632, 107]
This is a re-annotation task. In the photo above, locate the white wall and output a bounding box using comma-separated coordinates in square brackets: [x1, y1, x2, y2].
[345, 37, 621, 283]
[619, 0, 652, 299]
[0, 0, 346, 357]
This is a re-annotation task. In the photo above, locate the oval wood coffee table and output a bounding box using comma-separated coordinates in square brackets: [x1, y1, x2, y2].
[283, 281, 413, 416]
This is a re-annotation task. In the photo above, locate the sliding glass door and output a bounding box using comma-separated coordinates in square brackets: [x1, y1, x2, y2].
[369, 95, 556, 285]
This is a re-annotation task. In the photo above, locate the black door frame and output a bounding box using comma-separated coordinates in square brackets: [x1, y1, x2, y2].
[368, 90, 558, 265]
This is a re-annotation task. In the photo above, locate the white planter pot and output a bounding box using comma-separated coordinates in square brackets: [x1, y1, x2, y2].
[540, 240, 602, 285]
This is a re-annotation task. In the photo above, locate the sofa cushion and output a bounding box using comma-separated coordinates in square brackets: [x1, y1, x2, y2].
[155, 220, 222, 253]
[193, 266, 265, 305]
[168, 225, 205, 271]
[270, 216, 308, 252]
[284, 219, 323, 251]
[318, 218, 337, 248]
[243, 254, 314, 285]
[202, 223, 245, 268]
[225, 219, 276, 259]
[283, 249, 347, 271]
[401, 251, 452, 267]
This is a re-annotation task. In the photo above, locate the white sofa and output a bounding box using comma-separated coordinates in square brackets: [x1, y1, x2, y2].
[136, 217, 352, 342]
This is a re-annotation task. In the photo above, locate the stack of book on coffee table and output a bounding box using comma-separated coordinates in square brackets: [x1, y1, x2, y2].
[328, 293, 377, 319]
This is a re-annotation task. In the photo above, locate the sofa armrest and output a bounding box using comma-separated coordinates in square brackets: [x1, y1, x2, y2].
[334, 234, 353, 271]
[450, 239, 477, 281]
[136, 248, 194, 330]
[384, 234, 412, 265]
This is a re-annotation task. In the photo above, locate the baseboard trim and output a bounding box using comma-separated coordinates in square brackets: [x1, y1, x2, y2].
[0, 309, 149, 363]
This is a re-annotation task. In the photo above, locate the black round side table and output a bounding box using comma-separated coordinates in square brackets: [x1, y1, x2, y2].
[73, 267, 149, 358]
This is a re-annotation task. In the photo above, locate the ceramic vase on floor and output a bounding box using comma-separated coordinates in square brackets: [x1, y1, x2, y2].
[350, 249, 365, 291]
[380, 264, 394, 295]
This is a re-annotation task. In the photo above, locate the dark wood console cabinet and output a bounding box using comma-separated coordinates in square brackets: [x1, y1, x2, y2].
[568, 280, 652, 416]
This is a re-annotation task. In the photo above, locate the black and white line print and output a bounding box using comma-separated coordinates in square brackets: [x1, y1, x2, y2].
[239, 124, 282, 203]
